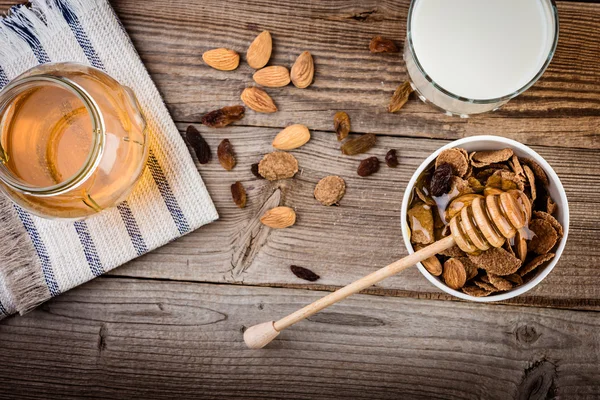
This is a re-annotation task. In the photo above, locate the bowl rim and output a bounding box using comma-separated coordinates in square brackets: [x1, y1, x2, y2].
[400, 135, 570, 302]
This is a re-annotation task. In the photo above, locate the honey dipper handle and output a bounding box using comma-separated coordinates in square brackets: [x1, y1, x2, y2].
[243, 235, 456, 349]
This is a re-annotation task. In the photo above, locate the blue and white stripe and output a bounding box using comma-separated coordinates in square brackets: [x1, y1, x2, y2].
[117, 202, 148, 256]
[14, 207, 60, 296]
[73, 221, 103, 277]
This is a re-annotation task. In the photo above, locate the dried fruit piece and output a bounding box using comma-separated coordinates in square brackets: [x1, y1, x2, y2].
[260, 206, 296, 228]
[533, 211, 563, 238]
[435, 148, 469, 178]
[185, 125, 211, 164]
[385, 149, 399, 168]
[201, 105, 245, 128]
[291, 265, 320, 282]
[272, 124, 310, 150]
[202, 48, 240, 71]
[408, 202, 434, 245]
[369, 36, 399, 53]
[247, 30, 272, 69]
[527, 219, 558, 255]
[217, 139, 236, 170]
[430, 163, 453, 196]
[258, 151, 299, 180]
[314, 175, 346, 206]
[476, 167, 507, 182]
[333, 111, 350, 141]
[251, 163, 263, 179]
[523, 165, 537, 201]
[469, 148, 514, 168]
[467, 177, 485, 193]
[241, 87, 277, 113]
[357, 156, 380, 177]
[462, 285, 492, 297]
[231, 181, 247, 208]
[443, 258, 467, 290]
[290, 51, 314, 89]
[341, 133, 377, 155]
[388, 81, 413, 113]
[520, 158, 549, 187]
[487, 273, 513, 291]
[253, 66, 291, 87]
[468, 247, 522, 276]
[519, 253, 555, 277]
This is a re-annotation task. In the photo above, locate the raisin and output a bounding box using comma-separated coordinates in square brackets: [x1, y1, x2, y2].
[357, 156, 380, 177]
[341, 133, 376, 155]
[385, 149, 399, 168]
[185, 125, 211, 164]
[333, 111, 350, 141]
[369, 36, 399, 53]
[251, 163, 263, 179]
[201, 105, 245, 128]
[430, 163, 453, 196]
[231, 181, 247, 208]
[388, 81, 413, 113]
[217, 139, 236, 170]
[290, 265, 320, 282]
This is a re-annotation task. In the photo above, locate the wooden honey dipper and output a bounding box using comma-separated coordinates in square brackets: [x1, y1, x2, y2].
[244, 190, 529, 349]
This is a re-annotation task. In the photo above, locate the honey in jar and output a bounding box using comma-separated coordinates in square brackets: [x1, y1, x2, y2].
[0, 62, 148, 219]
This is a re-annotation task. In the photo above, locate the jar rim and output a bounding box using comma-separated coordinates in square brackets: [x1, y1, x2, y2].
[0, 74, 105, 196]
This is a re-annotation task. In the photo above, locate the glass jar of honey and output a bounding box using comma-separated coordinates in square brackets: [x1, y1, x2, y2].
[0, 62, 148, 219]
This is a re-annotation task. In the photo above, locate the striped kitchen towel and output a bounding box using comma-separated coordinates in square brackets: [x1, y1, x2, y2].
[0, 0, 218, 318]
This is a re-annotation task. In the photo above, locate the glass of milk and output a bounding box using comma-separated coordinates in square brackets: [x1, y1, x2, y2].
[404, 0, 559, 117]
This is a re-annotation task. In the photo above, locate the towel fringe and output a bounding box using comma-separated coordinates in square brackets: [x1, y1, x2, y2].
[0, 197, 49, 315]
[0, 0, 77, 61]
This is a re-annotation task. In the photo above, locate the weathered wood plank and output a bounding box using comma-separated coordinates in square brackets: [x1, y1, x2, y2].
[109, 128, 600, 310]
[109, 0, 600, 148]
[0, 278, 598, 399]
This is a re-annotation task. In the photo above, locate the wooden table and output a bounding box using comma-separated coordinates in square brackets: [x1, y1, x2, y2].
[1, 0, 600, 398]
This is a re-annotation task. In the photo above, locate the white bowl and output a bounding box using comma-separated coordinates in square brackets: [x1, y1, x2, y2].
[400, 135, 569, 301]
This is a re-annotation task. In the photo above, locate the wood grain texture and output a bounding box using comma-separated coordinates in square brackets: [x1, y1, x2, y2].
[0, 0, 598, 396]
[0, 278, 599, 399]
[108, 0, 600, 148]
[110, 127, 600, 310]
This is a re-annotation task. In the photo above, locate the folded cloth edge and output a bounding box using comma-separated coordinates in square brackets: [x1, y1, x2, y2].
[0, 196, 49, 315]
[0, 0, 218, 317]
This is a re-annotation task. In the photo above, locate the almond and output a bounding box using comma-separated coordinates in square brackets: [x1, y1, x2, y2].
[260, 206, 296, 228]
[202, 48, 240, 71]
[253, 66, 290, 87]
[247, 30, 272, 69]
[443, 258, 467, 290]
[290, 51, 314, 89]
[272, 124, 310, 150]
[241, 87, 277, 113]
